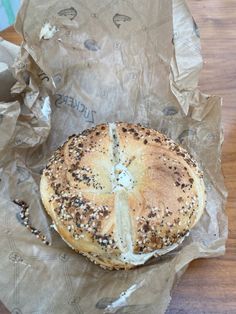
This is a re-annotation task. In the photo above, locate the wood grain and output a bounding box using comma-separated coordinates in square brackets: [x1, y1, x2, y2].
[0, 26, 22, 45]
[167, 1, 236, 313]
[0, 0, 236, 313]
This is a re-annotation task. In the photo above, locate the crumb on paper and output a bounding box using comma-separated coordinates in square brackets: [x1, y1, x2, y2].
[39, 22, 59, 40]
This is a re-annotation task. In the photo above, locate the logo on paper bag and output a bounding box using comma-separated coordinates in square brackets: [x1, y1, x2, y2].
[57, 7, 77, 20]
[113, 13, 132, 28]
[55, 94, 96, 124]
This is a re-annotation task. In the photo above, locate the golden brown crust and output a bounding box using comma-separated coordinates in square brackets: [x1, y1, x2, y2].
[40, 122, 206, 269]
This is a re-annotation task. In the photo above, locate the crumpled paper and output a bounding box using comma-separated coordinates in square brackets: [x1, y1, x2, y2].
[0, 0, 227, 313]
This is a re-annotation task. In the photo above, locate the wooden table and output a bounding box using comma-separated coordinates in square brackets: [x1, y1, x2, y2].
[0, 1, 235, 313]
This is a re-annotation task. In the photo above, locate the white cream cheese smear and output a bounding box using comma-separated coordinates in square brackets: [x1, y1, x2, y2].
[106, 283, 141, 312]
[109, 122, 134, 192]
[112, 163, 134, 192]
[40, 23, 59, 40]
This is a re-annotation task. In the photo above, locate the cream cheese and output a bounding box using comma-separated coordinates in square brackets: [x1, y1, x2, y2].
[111, 163, 134, 192]
[109, 123, 134, 192]
[40, 23, 59, 40]
[113, 191, 133, 252]
[106, 283, 140, 312]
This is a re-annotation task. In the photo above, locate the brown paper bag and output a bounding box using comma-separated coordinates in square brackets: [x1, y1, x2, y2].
[0, 1, 227, 313]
